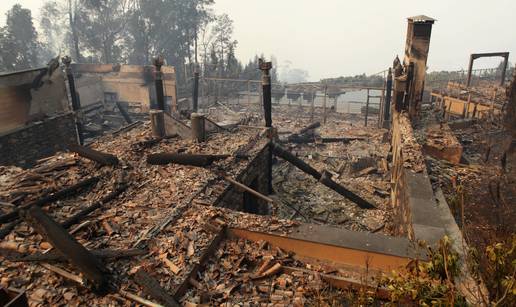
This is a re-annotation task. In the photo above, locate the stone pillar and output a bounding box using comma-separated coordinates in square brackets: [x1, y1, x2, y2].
[191, 113, 205, 142]
[404, 15, 435, 119]
[150, 109, 165, 138]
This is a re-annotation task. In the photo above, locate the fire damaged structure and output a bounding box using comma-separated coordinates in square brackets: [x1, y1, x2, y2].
[0, 15, 514, 306]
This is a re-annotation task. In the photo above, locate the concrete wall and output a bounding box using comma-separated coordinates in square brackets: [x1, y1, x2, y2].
[72, 64, 177, 113]
[215, 143, 271, 215]
[0, 113, 78, 167]
[390, 111, 445, 244]
[0, 68, 69, 134]
[75, 74, 104, 107]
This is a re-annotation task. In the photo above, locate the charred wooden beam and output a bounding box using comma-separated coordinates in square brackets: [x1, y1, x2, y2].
[271, 143, 320, 178]
[321, 137, 365, 143]
[10, 248, 146, 262]
[174, 227, 226, 300]
[146, 153, 229, 167]
[0, 221, 19, 240]
[271, 143, 376, 209]
[285, 134, 364, 144]
[298, 122, 321, 134]
[0, 176, 99, 224]
[61, 184, 128, 229]
[68, 144, 119, 166]
[115, 101, 133, 124]
[0, 287, 28, 307]
[112, 121, 142, 136]
[135, 269, 180, 307]
[319, 171, 376, 209]
[22, 206, 110, 292]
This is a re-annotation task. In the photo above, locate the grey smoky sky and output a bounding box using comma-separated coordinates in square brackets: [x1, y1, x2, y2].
[2, 0, 515, 81]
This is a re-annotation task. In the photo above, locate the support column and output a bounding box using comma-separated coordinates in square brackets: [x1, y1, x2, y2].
[466, 54, 475, 88]
[323, 85, 328, 124]
[500, 54, 509, 86]
[62, 56, 84, 145]
[247, 81, 251, 105]
[259, 60, 272, 128]
[364, 89, 370, 127]
[259, 59, 273, 194]
[192, 68, 199, 112]
[153, 56, 165, 111]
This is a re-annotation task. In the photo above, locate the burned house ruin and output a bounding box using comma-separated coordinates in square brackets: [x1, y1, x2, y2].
[0, 14, 514, 306]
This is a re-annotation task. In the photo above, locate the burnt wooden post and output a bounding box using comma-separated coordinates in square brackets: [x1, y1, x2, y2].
[392, 56, 405, 113]
[310, 91, 315, 122]
[323, 85, 328, 124]
[23, 206, 110, 292]
[259, 59, 273, 194]
[364, 89, 370, 127]
[259, 59, 273, 128]
[62, 56, 84, 145]
[153, 56, 165, 111]
[192, 68, 199, 112]
[404, 62, 415, 114]
[383, 68, 393, 128]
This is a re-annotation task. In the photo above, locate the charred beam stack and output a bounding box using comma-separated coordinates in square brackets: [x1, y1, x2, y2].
[271, 143, 376, 209]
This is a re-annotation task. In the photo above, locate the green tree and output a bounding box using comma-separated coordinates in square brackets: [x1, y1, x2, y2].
[0, 4, 41, 71]
[78, 0, 134, 63]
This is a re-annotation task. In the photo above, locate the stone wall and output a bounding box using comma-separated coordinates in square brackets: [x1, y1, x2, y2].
[215, 143, 271, 215]
[0, 113, 78, 167]
[390, 111, 445, 244]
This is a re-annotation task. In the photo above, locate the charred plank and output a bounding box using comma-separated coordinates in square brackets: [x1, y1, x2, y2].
[174, 227, 226, 300]
[135, 268, 180, 307]
[115, 101, 133, 124]
[22, 206, 110, 293]
[298, 121, 321, 134]
[146, 153, 229, 166]
[68, 144, 119, 166]
[0, 177, 98, 224]
[61, 184, 128, 229]
[10, 248, 146, 263]
[0, 176, 99, 225]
